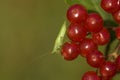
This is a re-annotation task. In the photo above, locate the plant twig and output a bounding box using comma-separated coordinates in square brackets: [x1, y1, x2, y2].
[108, 41, 120, 60]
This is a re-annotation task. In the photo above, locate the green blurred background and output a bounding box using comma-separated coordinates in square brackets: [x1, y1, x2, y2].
[1, 0, 117, 80]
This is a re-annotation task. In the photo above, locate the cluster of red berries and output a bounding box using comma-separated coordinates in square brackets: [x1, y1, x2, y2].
[61, 3, 120, 80]
[101, 0, 120, 24]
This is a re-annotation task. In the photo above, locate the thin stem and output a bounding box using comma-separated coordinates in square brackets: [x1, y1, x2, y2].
[115, 41, 120, 52]
[108, 41, 120, 60]
[106, 26, 116, 31]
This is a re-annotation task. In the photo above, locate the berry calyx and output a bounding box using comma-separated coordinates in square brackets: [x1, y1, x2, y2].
[86, 50, 105, 68]
[92, 28, 110, 45]
[67, 4, 88, 23]
[82, 71, 100, 80]
[67, 23, 87, 42]
[61, 42, 80, 61]
[85, 13, 103, 33]
[80, 38, 98, 57]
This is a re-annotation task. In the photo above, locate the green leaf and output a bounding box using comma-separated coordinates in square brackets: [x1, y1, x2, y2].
[65, 0, 113, 21]
[52, 21, 66, 54]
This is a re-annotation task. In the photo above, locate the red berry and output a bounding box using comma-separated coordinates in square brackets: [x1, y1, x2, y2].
[112, 10, 120, 24]
[80, 38, 98, 57]
[61, 42, 80, 61]
[115, 27, 120, 40]
[67, 23, 87, 42]
[101, 0, 120, 13]
[86, 50, 105, 68]
[115, 55, 120, 71]
[100, 61, 117, 79]
[92, 28, 110, 45]
[99, 76, 111, 80]
[67, 4, 88, 23]
[85, 13, 103, 33]
[82, 71, 100, 80]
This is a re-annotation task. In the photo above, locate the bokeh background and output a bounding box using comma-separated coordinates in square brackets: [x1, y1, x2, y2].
[0, 0, 119, 80]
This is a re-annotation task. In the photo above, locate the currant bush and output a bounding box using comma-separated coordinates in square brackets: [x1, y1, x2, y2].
[58, 1, 120, 79]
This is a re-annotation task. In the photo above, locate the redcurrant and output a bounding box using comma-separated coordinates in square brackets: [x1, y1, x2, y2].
[101, 0, 120, 13]
[61, 42, 80, 61]
[86, 50, 105, 68]
[100, 61, 117, 79]
[80, 38, 98, 57]
[82, 71, 100, 80]
[112, 10, 120, 24]
[92, 28, 110, 45]
[67, 4, 88, 23]
[67, 23, 87, 42]
[115, 27, 120, 40]
[85, 13, 103, 33]
[115, 55, 120, 72]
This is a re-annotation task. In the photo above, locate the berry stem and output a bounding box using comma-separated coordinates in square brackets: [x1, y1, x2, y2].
[108, 41, 120, 60]
[106, 26, 116, 31]
[91, 0, 105, 18]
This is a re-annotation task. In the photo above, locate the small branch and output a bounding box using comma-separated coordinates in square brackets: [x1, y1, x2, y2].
[106, 27, 116, 31]
[108, 41, 120, 60]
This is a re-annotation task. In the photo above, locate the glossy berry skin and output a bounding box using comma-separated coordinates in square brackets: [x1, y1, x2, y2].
[61, 42, 80, 61]
[101, 0, 120, 13]
[85, 13, 103, 33]
[86, 50, 105, 68]
[67, 4, 88, 23]
[99, 76, 111, 80]
[112, 10, 120, 24]
[115, 27, 120, 40]
[115, 55, 120, 71]
[100, 61, 117, 79]
[67, 23, 87, 42]
[92, 28, 110, 45]
[80, 38, 98, 57]
[82, 71, 100, 80]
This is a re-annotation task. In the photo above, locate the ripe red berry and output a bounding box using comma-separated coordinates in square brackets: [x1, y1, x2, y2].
[61, 42, 80, 61]
[101, 0, 120, 13]
[67, 23, 87, 42]
[115, 55, 120, 72]
[82, 71, 100, 80]
[99, 76, 111, 80]
[67, 4, 88, 23]
[80, 38, 98, 57]
[92, 28, 110, 45]
[100, 61, 117, 79]
[86, 50, 105, 68]
[85, 13, 103, 33]
[115, 27, 120, 40]
[112, 10, 120, 24]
